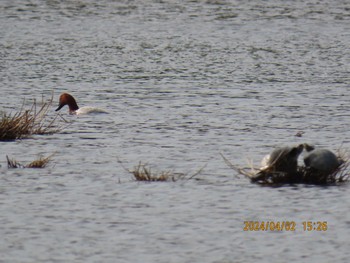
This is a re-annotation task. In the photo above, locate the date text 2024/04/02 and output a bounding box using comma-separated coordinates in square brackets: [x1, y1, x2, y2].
[243, 221, 328, 232]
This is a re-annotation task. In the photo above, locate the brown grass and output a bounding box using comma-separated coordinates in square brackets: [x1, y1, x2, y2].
[118, 159, 205, 182]
[300, 155, 350, 185]
[7, 154, 53, 169]
[221, 153, 350, 186]
[0, 94, 67, 141]
[131, 162, 176, 181]
[6, 155, 23, 168]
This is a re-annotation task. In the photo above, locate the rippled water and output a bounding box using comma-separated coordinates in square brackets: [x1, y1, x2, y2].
[1, 1, 350, 262]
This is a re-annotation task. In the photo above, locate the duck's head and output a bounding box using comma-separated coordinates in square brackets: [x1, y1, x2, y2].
[303, 143, 315, 152]
[55, 93, 79, 114]
[289, 144, 305, 157]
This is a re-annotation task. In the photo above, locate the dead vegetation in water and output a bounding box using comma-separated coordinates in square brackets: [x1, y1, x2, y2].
[7, 154, 54, 169]
[6, 155, 22, 169]
[299, 162, 349, 185]
[221, 153, 350, 186]
[0, 94, 68, 141]
[117, 159, 205, 182]
[131, 162, 177, 182]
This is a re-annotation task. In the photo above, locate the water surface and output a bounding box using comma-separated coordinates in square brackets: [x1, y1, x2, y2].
[1, 1, 350, 262]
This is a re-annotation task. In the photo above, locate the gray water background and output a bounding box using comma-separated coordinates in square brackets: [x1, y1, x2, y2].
[1, 0, 350, 262]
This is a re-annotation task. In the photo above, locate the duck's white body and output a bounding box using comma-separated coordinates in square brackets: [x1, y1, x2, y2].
[55, 93, 107, 115]
[75, 106, 107, 115]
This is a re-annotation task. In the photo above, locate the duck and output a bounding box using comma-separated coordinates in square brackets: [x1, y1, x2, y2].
[260, 144, 304, 174]
[55, 93, 107, 115]
[252, 144, 304, 183]
[303, 144, 341, 174]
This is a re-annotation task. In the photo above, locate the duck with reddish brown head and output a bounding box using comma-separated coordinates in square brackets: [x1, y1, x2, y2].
[56, 93, 79, 114]
[55, 93, 107, 115]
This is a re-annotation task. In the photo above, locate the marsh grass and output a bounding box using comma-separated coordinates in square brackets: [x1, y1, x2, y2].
[6, 155, 23, 168]
[118, 159, 205, 182]
[221, 153, 349, 186]
[7, 154, 54, 169]
[0, 94, 67, 141]
[131, 162, 176, 181]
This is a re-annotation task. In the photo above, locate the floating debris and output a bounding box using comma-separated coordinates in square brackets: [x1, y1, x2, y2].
[295, 131, 305, 137]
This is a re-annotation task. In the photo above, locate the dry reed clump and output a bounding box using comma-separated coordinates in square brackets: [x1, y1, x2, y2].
[7, 154, 53, 169]
[0, 94, 67, 141]
[221, 153, 350, 186]
[118, 159, 204, 182]
[131, 162, 177, 181]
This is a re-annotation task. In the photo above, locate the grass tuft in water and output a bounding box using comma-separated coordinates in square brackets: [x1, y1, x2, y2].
[131, 162, 174, 181]
[0, 94, 67, 141]
[7, 154, 54, 169]
[6, 155, 23, 168]
[117, 158, 205, 182]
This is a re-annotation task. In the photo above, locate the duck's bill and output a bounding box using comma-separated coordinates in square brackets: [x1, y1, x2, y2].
[55, 104, 64, 111]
